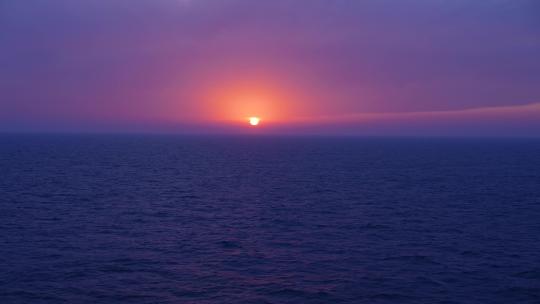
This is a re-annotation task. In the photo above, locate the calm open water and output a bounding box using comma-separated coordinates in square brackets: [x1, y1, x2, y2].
[1, 135, 540, 303]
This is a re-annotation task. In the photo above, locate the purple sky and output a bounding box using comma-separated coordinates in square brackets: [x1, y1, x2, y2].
[1, 0, 539, 135]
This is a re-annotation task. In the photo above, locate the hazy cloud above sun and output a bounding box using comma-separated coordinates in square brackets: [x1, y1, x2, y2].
[0, 0, 539, 134]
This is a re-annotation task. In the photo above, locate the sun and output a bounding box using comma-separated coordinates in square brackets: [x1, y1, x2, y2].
[249, 117, 260, 126]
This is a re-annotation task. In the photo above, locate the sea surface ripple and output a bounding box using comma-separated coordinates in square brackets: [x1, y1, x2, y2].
[1, 135, 540, 303]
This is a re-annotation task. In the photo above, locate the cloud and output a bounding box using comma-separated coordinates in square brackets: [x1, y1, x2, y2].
[308, 102, 540, 123]
[268, 102, 540, 136]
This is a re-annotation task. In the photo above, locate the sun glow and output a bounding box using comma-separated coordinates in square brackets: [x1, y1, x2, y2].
[249, 117, 260, 126]
[201, 76, 301, 125]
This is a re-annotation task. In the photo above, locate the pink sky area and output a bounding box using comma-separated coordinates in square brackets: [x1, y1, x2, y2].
[1, 0, 539, 136]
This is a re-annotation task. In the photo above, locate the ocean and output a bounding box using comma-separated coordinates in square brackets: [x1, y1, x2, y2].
[1, 135, 539, 303]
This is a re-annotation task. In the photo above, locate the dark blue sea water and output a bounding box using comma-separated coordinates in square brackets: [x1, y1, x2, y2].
[1, 135, 540, 303]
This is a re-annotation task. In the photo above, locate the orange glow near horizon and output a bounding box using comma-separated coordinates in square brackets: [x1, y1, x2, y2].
[201, 77, 300, 125]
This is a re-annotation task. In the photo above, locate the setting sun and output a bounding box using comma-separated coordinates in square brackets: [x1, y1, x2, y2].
[249, 117, 260, 126]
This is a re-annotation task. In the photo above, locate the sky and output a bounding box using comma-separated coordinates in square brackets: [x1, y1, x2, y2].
[1, 0, 539, 135]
